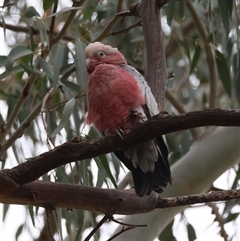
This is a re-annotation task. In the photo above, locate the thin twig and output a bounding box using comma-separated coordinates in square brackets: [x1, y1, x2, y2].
[111, 217, 147, 227]
[156, 0, 172, 8]
[111, 21, 142, 35]
[46, 208, 56, 241]
[84, 214, 111, 241]
[41, 87, 57, 150]
[156, 189, 240, 208]
[165, 90, 198, 139]
[0, 75, 38, 144]
[0, 21, 75, 42]
[115, 3, 140, 17]
[107, 215, 147, 241]
[187, 1, 218, 109]
[93, 16, 121, 42]
[0, 3, 14, 8]
[207, 203, 228, 241]
[45, 92, 85, 112]
[51, 1, 81, 46]
[49, 0, 59, 45]
[0, 100, 42, 156]
[106, 226, 137, 241]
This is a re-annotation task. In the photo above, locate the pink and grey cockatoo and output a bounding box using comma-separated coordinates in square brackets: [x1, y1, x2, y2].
[85, 42, 171, 197]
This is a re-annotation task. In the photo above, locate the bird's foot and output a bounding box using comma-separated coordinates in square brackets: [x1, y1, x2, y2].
[116, 129, 124, 139]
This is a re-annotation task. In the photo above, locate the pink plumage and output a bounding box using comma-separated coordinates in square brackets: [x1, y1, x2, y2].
[87, 64, 145, 132]
[85, 42, 171, 197]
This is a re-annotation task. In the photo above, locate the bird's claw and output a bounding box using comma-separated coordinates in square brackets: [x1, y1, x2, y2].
[116, 129, 124, 139]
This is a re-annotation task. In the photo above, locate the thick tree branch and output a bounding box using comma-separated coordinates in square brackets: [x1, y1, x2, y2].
[3, 109, 240, 185]
[138, 0, 168, 110]
[0, 173, 239, 215]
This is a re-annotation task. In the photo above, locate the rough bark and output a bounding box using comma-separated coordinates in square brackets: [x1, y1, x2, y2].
[2, 109, 239, 185]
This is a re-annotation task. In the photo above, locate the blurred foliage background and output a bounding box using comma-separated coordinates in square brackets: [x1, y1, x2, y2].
[0, 0, 239, 240]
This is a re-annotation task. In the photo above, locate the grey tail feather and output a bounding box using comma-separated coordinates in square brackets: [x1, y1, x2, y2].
[114, 135, 171, 197]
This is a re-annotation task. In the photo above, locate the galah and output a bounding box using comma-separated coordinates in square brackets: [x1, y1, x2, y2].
[85, 42, 171, 197]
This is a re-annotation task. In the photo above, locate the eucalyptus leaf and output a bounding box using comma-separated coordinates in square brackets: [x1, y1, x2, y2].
[51, 98, 76, 138]
[187, 223, 197, 241]
[52, 44, 66, 86]
[159, 220, 177, 241]
[39, 57, 54, 80]
[15, 224, 24, 240]
[166, 0, 177, 26]
[6, 46, 33, 71]
[0, 12, 6, 40]
[0, 55, 7, 67]
[74, 39, 87, 90]
[24, 6, 40, 18]
[34, 18, 49, 47]
[28, 205, 35, 227]
[218, 0, 233, 36]
[215, 50, 232, 97]
[190, 45, 201, 73]
[45, 6, 83, 19]
[235, 73, 240, 106]
[20, 63, 43, 76]
[43, 0, 56, 11]
[0, 65, 24, 80]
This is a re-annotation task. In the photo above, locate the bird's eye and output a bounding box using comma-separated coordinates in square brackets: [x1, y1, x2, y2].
[98, 52, 105, 57]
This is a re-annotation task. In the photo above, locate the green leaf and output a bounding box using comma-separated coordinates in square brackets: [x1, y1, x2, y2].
[166, 0, 177, 26]
[26, 20, 35, 52]
[39, 57, 54, 80]
[28, 205, 35, 227]
[60, 63, 75, 77]
[43, 0, 56, 11]
[159, 220, 177, 241]
[51, 98, 76, 138]
[3, 204, 9, 221]
[215, 50, 232, 97]
[95, 155, 118, 189]
[177, 39, 190, 60]
[190, 45, 201, 73]
[0, 55, 7, 67]
[51, 44, 66, 86]
[0, 65, 24, 80]
[74, 39, 87, 90]
[20, 63, 43, 76]
[176, 0, 185, 20]
[45, 6, 83, 19]
[6, 46, 33, 71]
[0, 12, 6, 40]
[61, 80, 81, 93]
[235, 73, 240, 105]
[218, 0, 232, 36]
[187, 223, 197, 241]
[15, 224, 24, 240]
[24, 6, 40, 18]
[34, 18, 49, 47]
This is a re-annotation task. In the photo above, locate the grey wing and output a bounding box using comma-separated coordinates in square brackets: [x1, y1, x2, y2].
[120, 64, 159, 116]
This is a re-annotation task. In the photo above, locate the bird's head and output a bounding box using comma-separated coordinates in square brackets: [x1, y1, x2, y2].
[84, 42, 126, 73]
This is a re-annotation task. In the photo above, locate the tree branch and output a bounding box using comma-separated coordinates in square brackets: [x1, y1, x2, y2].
[138, 0, 168, 110]
[0, 172, 239, 215]
[3, 109, 240, 185]
[0, 21, 75, 42]
[51, 0, 81, 46]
